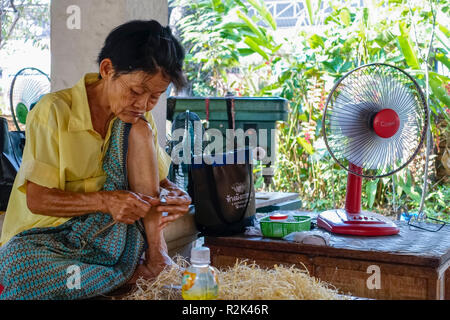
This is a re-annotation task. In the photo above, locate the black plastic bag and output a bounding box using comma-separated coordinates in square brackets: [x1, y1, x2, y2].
[188, 149, 256, 236]
[0, 117, 25, 211]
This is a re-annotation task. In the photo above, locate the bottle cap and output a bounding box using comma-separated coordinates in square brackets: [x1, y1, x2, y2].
[270, 213, 288, 221]
[191, 246, 211, 265]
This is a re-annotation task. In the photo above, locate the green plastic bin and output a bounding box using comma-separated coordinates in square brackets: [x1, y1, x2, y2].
[259, 215, 311, 238]
[167, 97, 288, 159]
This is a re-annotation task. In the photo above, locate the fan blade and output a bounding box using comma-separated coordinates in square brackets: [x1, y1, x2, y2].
[324, 63, 427, 177]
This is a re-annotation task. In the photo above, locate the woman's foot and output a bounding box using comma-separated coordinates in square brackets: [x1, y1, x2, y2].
[127, 253, 177, 285]
[145, 251, 177, 276]
[127, 263, 157, 285]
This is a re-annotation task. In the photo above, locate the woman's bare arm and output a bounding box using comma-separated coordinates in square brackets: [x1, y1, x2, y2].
[26, 181, 105, 216]
[26, 181, 158, 224]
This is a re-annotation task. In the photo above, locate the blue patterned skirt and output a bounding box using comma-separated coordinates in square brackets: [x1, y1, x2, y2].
[0, 119, 146, 299]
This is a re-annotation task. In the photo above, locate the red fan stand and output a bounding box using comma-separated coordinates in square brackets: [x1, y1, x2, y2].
[317, 109, 400, 236]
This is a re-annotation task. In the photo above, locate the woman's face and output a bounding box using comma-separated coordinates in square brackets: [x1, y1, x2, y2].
[105, 69, 171, 124]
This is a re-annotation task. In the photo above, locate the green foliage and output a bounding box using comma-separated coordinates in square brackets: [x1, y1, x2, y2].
[0, 0, 50, 51]
[171, 0, 278, 96]
[172, 0, 450, 220]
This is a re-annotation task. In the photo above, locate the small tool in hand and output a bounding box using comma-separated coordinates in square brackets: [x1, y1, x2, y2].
[87, 190, 170, 248]
[160, 189, 169, 217]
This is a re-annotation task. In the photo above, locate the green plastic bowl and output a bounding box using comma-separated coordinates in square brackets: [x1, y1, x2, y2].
[260, 215, 311, 238]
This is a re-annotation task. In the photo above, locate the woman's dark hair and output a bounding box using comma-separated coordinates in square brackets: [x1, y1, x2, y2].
[97, 20, 187, 90]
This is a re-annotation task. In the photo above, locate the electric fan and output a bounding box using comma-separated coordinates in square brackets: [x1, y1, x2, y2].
[9, 67, 50, 131]
[317, 63, 428, 236]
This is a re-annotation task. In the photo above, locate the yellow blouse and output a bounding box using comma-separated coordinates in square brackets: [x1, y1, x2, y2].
[0, 73, 171, 246]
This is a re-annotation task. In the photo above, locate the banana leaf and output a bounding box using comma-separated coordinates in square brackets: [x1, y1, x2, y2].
[237, 48, 256, 56]
[244, 36, 269, 60]
[245, 34, 274, 50]
[247, 0, 277, 30]
[435, 51, 450, 72]
[366, 179, 379, 209]
[437, 22, 450, 37]
[397, 22, 420, 70]
[236, 10, 266, 42]
[304, 0, 314, 25]
[429, 72, 450, 107]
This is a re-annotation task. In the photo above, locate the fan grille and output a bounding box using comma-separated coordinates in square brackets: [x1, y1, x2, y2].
[9, 67, 50, 131]
[323, 63, 428, 178]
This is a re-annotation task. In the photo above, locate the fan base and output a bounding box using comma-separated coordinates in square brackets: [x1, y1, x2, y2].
[317, 209, 400, 236]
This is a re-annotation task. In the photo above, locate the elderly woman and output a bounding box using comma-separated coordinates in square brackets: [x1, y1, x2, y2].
[0, 20, 191, 299]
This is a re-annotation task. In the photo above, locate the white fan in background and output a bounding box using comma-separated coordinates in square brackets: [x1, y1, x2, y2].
[9, 67, 50, 131]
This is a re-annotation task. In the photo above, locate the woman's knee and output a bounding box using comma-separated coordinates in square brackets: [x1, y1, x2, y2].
[127, 118, 157, 165]
[129, 118, 154, 143]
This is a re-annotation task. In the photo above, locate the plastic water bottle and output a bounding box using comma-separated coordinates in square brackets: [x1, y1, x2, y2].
[181, 246, 219, 300]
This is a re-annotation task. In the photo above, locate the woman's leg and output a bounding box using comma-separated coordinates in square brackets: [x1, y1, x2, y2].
[126, 118, 172, 280]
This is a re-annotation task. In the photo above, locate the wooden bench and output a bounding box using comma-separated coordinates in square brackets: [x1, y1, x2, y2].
[205, 212, 450, 300]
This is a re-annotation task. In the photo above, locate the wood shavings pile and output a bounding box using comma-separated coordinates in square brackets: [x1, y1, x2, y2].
[123, 256, 342, 300]
[219, 260, 341, 300]
[123, 255, 188, 300]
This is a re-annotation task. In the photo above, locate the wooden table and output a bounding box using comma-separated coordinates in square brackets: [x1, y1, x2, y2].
[205, 213, 450, 300]
[254, 192, 299, 209]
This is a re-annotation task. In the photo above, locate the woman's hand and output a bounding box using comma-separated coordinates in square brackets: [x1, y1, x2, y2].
[102, 190, 160, 224]
[156, 179, 192, 229]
